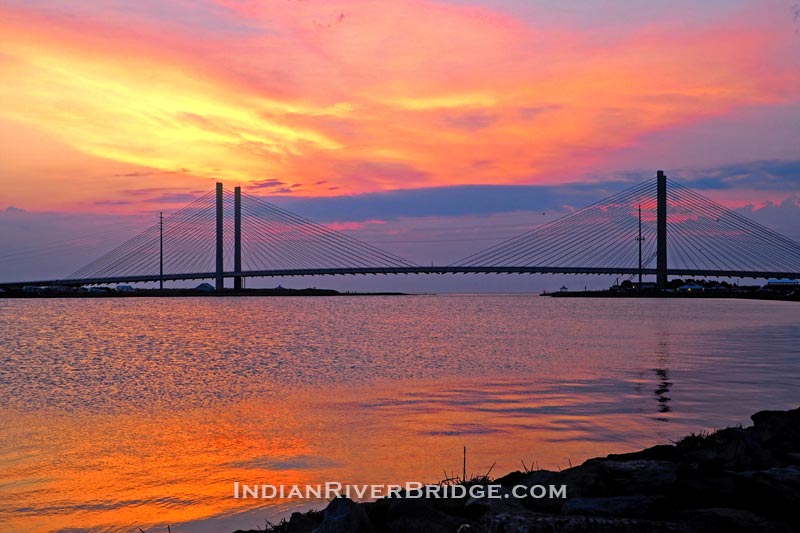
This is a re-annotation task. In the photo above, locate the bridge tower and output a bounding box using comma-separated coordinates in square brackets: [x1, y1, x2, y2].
[234, 186, 243, 290]
[656, 170, 668, 290]
[216, 182, 224, 291]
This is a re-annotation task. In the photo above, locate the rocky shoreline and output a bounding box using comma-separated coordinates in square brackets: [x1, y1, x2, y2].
[237, 406, 800, 532]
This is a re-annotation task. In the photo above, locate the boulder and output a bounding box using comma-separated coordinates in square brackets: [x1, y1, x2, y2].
[560, 459, 677, 498]
[477, 513, 686, 533]
[313, 497, 375, 533]
[464, 486, 529, 517]
[734, 465, 800, 525]
[561, 495, 664, 518]
[383, 497, 467, 533]
[670, 473, 738, 510]
[682, 507, 793, 533]
[283, 511, 321, 532]
[607, 444, 680, 463]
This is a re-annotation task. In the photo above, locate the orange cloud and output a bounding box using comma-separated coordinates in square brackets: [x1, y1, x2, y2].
[0, 1, 797, 212]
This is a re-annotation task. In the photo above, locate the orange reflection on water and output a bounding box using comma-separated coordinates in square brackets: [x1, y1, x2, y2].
[0, 374, 675, 532]
[0, 400, 321, 531]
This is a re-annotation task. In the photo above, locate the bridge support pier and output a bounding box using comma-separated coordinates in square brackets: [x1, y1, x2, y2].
[656, 170, 668, 290]
[216, 182, 224, 291]
[234, 186, 242, 290]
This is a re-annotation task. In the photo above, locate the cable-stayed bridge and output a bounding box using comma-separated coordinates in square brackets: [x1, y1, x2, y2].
[2, 171, 799, 290]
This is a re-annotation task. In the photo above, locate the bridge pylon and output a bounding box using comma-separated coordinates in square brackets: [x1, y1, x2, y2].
[656, 170, 668, 290]
[234, 186, 243, 290]
[215, 182, 224, 291]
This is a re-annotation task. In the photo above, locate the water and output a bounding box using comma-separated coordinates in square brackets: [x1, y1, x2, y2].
[0, 296, 798, 532]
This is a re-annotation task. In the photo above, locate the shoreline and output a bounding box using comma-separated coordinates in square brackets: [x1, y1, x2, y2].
[547, 290, 799, 302]
[0, 288, 407, 298]
[241, 406, 800, 532]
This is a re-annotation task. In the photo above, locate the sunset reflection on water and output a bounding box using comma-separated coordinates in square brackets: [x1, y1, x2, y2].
[1, 296, 798, 532]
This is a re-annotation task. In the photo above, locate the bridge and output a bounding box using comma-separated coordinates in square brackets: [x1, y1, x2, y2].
[2, 171, 799, 290]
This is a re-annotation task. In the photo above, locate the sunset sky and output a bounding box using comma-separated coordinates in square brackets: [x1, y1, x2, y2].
[1, 0, 799, 287]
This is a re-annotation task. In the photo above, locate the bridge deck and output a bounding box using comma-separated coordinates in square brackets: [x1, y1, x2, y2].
[1, 266, 796, 289]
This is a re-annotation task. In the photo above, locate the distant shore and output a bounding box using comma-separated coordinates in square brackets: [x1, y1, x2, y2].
[547, 289, 799, 302]
[545, 278, 798, 302]
[241, 406, 800, 533]
[0, 287, 406, 298]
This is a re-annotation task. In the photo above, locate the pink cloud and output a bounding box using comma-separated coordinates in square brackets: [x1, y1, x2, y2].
[0, 0, 797, 213]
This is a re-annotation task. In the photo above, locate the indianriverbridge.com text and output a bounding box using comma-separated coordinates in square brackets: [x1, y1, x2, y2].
[233, 482, 567, 500]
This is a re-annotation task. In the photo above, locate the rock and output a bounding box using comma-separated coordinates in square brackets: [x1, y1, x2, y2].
[682, 507, 793, 533]
[495, 470, 530, 486]
[751, 408, 800, 461]
[716, 428, 759, 470]
[313, 497, 375, 533]
[360, 497, 390, 525]
[670, 473, 739, 510]
[475, 511, 542, 533]
[283, 511, 321, 532]
[751, 407, 800, 434]
[753, 465, 800, 486]
[607, 444, 680, 463]
[561, 459, 678, 498]
[603, 460, 678, 495]
[476, 513, 687, 533]
[734, 465, 800, 526]
[464, 486, 528, 517]
[561, 495, 664, 518]
[382, 497, 467, 533]
[517, 469, 564, 489]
